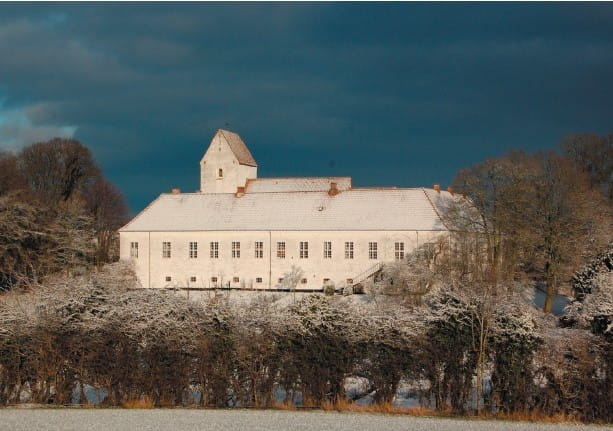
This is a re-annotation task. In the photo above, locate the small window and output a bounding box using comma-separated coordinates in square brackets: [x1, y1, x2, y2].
[165, 276, 171, 282]
[278, 278, 284, 283]
[189, 241, 198, 259]
[323, 241, 332, 259]
[218, 168, 223, 178]
[395, 242, 404, 260]
[210, 242, 219, 259]
[346, 278, 353, 284]
[190, 276, 197, 282]
[369, 242, 378, 260]
[162, 241, 171, 258]
[301, 278, 307, 284]
[211, 276, 218, 283]
[232, 241, 240, 258]
[300, 241, 309, 259]
[255, 241, 264, 259]
[277, 242, 286, 259]
[345, 242, 354, 259]
[130, 242, 138, 258]
[256, 277, 263, 283]
[233, 276, 240, 283]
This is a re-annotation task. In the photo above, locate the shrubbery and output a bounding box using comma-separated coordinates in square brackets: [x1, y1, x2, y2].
[0, 262, 610, 422]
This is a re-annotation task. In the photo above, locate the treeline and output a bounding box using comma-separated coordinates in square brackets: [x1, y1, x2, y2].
[449, 132, 612, 312]
[0, 138, 129, 290]
[0, 261, 610, 422]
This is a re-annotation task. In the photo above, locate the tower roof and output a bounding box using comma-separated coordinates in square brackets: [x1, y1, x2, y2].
[216, 129, 257, 167]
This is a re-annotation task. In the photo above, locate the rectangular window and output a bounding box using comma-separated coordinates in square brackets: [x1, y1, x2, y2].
[189, 241, 198, 259]
[277, 242, 286, 259]
[256, 277, 263, 283]
[210, 242, 219, 259]
[255, 241, 263, 259]
[301, 278, 308, 284]
[232, 241, 240, 258]
[233, 276, 239, 283]
[211, 276, 218, 283]
[130, 242, 138, 258]
[395, 242, 405, 260]
[300, 241, 309, 259]
[190, 276, 196, 282]
[278, 278, 284, 283]
[346, 278, 353, 284]
[345, 242, 354, 259]
[165, 276, 171, 282]
[162, 241, 171, 258]
[369, 242, 378, 260]
[323, 241, 332, 259]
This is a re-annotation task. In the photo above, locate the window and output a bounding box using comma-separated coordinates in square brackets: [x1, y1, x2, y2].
[323, 241, 332, 259]
[255, 241, 263, 259]
[277, 242, 286, 259]
[395, 242, 404, 260]
[346, 278, 353, 284]
[130, 242, 138, 258]
[256, 277, 263, 283]
[323, 278, 330, 283]
[300, 241, 309, 259]
[162, 241, 171, 258]
[190, 276, 197, 282]
[345, 242, 354, 259]
[233, 276, 239, 283]
[232, 241, 240, 258]
[189, 241, 198, 259]
[218, 168, 223, 178]
[211, 276, 218, 283]
[165, 276, 171, 282]
[210, 242, 219, 259]
[369, 242, 378, 260]
[301, 278, 308, 284]
[278, 278, 284, 283]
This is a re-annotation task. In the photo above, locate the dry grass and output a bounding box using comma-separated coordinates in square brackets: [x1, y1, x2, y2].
[121, 397, 154, 409]
[318, 399, 438, 416]
[490, 410, 581, 424]
[271, 400, 297, 411]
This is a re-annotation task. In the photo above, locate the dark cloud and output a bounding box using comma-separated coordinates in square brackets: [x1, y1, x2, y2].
[0, 3, 611, 212]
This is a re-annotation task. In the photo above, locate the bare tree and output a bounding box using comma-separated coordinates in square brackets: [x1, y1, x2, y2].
[84, 178, 129, 265]
[18, 138, 101, 204]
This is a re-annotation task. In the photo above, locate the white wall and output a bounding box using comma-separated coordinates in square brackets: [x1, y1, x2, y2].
[120, 230, 447, 290]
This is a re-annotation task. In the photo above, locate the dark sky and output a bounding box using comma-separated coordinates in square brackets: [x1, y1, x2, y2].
[1, 3, 612, 213]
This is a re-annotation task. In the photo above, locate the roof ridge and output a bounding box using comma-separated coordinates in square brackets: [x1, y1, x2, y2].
[421, 188, 450, 230]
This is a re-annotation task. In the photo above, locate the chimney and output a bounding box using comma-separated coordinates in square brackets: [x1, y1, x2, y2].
[235, 186, 245, 197]
[171, 188, 181, 195]
[433, 184, 440, 193]
[447, 186, 454, 195]
[328, 182, 339, 196]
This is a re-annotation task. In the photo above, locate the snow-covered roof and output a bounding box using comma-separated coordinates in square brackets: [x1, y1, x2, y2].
[217, 129, 257, 167]
[245, 177, 352, 193]
[120, 188, 451, 232]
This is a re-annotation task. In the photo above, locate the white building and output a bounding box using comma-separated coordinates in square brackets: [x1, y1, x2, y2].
[119, 129, 454, 291]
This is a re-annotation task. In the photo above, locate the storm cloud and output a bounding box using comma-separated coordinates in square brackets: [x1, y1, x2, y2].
[0, 3, 612, 211]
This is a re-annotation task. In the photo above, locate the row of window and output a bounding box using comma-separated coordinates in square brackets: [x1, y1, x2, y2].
[130, 241, 407, 261]
[163, 275, 355, 285]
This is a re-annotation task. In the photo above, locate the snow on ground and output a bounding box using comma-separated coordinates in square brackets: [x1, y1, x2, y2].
[0, 409, 608, 431]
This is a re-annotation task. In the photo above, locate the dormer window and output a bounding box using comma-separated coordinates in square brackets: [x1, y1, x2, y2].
[218, 168, 223, 178]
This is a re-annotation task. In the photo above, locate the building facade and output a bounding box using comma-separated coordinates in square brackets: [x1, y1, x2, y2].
[119, 129, 453, 290]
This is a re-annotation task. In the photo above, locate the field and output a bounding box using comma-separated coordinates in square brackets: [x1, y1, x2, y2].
[0, 409, 609, 431]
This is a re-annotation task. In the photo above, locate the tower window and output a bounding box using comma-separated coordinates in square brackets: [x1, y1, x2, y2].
[218, 168, 223, 178]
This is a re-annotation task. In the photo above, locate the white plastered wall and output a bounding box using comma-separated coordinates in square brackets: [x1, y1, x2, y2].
[120, 230, 447, 290]
[199, 134, 257, 193]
